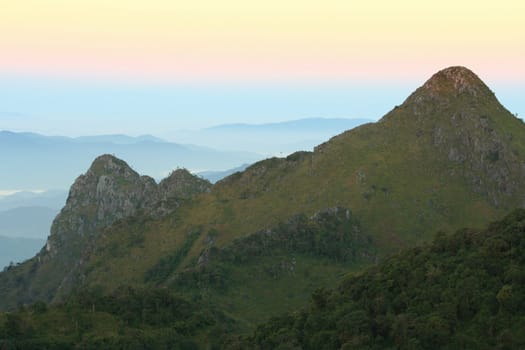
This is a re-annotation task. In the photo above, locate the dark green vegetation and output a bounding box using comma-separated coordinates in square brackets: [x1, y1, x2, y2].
[247, 209, 525, 349]
[1, 66, 525, 348]
[159, 207, 375, 326]
[0, 287, 235, 349]
[2, 210, 525, 349]
[0, 209, 372, 348]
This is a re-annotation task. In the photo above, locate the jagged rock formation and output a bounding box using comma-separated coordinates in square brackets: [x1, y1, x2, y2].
[0, 155, 211, 308]
[47, 155, 154, 256]
[46, 155, 210, 257]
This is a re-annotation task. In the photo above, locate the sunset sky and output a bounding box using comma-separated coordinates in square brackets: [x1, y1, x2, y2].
[0, 0, 523, 136]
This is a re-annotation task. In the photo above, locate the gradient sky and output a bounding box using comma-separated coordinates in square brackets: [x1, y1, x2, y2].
[0, 0, 523, 136]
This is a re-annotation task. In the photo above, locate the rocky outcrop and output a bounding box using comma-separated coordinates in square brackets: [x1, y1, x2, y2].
[45, 155, 211, 258]
[159, 168, 211, 200]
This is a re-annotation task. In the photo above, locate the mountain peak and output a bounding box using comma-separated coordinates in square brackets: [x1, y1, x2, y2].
[88, 154, 134, 177]
[397, 66, 499, 117]
[432, 66, 480, 81]
[159, 168, 211, 200]
[416, 66, 493, 100]
[425, 66, 485, 90]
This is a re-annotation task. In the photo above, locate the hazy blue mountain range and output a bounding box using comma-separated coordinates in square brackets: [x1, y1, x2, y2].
[0, 191, 67, 269]
[0, 236, 46, 269]
[206, 117, 373, 132]
[0, 131, 262, 190]
[72, 134, 165, 144]
[1, 118, 371, 190]
[197, 163, 250, 183]
[0, 190, 67, 211]
[168, 117, 374, 154]
[0, 206, 58, 239]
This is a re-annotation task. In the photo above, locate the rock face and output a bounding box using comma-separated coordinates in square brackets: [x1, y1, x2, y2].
[159, 168, 212, 199]
[0, 154, 211, 308]
[47, 155, 156, 256]
[46, 155, 211, 256]
[46, 155, 210, 257]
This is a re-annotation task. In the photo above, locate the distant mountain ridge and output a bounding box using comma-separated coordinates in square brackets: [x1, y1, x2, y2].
[0, 131, 164, 144]
[0, 191, 68, 268]
[1, 118, 371, 192]
[197, 164, 250, 183]
[0, 190, 67, 211]
[0, 206, 57, 239]
[0, 236, 46, 270]
[169, 117, 374, 155]
[0, 130, 262, 190]
[73, 134, 165, 144]
[205, 117, 373, 132]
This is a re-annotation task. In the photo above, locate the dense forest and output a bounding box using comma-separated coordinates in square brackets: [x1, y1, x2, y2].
[0, 286, 235, 349]
[244, 209, 525, 349]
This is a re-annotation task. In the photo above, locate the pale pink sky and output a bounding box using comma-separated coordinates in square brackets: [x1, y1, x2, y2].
[0, 0, 523, 137]
[0, 0, 523, 83]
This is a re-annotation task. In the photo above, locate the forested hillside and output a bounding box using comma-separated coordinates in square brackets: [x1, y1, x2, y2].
[246, 209, 525, 349]
[2, 210, 525, 349]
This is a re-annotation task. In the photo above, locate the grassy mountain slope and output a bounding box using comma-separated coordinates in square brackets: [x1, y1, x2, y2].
[95, 67, 519, 259]
[151, 67, 523, 262]
[149, 207, 375, 327]
[59, 67, 525, 322]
